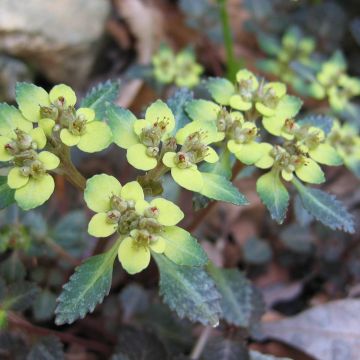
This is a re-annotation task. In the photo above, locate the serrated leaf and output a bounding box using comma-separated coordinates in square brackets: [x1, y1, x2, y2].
[256, 170, 289, 224]
[0, 331, 28, 359]
[3, 281, 39, 311]
[52, 210, 87, 256]
[33, 289, 57, 321]
[106, 104, 138, 148]
[167, 88, 193, 135]
[80, 80, 121, 120]
[293, 195, 313, 227]
[194, 150, 234, 210]
[153, 253, 222, 326]
[203, 337, 249, 360]
[292, 178, 355, 233]
[27, 336, 64, 360]
[0, 254, 26, 283]
[55, 241, 119, 325]
[297, 115, 334, 135]
[199, 172, 248, 206]
[207, 263, 264, 328]
[162, 226, 208, 267]
[23, 211, 48, 238]
[114, 327, 168, 360]
[0, 176, 15, 209]
[141, 303, 193, 353]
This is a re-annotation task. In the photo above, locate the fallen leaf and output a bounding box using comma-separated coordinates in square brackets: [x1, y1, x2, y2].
[259, 299, 360, 360]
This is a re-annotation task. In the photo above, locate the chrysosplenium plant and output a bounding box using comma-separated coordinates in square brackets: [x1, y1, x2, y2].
[0, 66, 356, 328]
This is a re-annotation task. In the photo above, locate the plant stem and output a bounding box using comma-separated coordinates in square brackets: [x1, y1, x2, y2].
[8, 312, 111, 355]
[49, 138, 86, 191]
[44, 237, 81, 266]
[189, 326, 212, 360]
[218, 0, 237, 80]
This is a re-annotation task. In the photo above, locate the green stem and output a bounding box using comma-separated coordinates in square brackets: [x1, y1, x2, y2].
[49, 139, 86, 191]
[218, 0, 236, 80]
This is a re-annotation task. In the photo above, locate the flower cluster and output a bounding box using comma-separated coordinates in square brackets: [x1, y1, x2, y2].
[307, 52, 360, 112]
[0, 102, 59, 210]
[111, 100, 221, 193]
[328, 121, 360, 178]
[185, 69, 343, 189]
[152, 45, 203, 88]
[0, 83, 114, 210]
[31, 84, 112, 152]
[84, 174, 185, 274]
[257, 26, 316, 94]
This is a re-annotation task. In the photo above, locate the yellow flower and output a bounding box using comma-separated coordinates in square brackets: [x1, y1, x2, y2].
[16, 83, 112, 152]
[84, 174, 186, 274]
[162, 121, 219, 192]
[112, 100, 175, 171]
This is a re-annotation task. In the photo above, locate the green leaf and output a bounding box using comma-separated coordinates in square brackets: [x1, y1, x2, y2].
[292, 178, 354, 233]
[3, 281, 39, 311]
[119, 284, 150, 320]
[279, 224, 314, 253]
[153, 253, 222, 326]
[207, 263, 264, 328]
[203, 337, 249, 360]
[0, 176, 15, 209]
[199, 172, 248, 206]
[81, 80, 121, 120]
[106, 104, 138, 148]
[162, 226, 208, 266]
[55, 241, 119, 325]
[194, 150, 234, 210]
[0, 254, 26, 283]
[28, 336, 64, 360]
[257, 33, 281, 56]
[276, 95, 303, 119]
[243, 237, 272, 265]
[113, 327, 168, 360]
[167, 88, 193, 135]
[185, 99, 219, 123]
[256, 170, 289, 224]
[52, 210, 87, 257]
[293, 194, 314, 227]
[33, 289, 57, 321]
[256, 59, 280, 74]
[206, 77, 235, 105]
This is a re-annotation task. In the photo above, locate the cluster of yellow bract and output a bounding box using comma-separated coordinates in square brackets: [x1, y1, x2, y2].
[152, 45, 203, 88]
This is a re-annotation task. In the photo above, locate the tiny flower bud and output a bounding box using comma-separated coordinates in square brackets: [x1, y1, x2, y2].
[110, 195, 128, 212]
[40, 105, 58, 120]
[19, 166, 30, 177]
[144, 206, 159, 218]
[163, 137, 177, 152]
[106, 210, 121, 224]
[146, 146, 159, 157]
